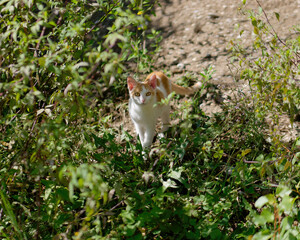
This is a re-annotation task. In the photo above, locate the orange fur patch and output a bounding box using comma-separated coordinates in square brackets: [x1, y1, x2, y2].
[160, 73, 171, 95]
[156, 89, 164, 102]
[145, 72, 171, 95]
[130, 82, 143, 96]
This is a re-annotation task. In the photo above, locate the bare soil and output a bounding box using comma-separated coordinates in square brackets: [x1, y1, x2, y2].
[149, 0, 300, 142]
[153, 0, 299, 81]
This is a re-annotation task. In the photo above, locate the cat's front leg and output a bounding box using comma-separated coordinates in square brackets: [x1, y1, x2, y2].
[142, 126, 155, 149]
[133, 122, 145, 146]
[141, 135, 154, 149]
[141, 132, 153, 161]
[158, 106, 170, 138]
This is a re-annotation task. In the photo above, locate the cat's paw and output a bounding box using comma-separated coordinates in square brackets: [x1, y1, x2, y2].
[157, 133, 165, 139]
[142, 150, 148, 161]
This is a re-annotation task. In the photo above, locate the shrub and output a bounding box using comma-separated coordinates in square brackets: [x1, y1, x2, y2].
[230, 1, 300, 143]
[0, 0, 159, 238]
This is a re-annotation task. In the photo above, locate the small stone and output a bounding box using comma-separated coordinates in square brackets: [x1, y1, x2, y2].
[203, 54, 213, 61]
[194, 22, 204, 33]
[208, 13, 220, 19]
[170, 65, 184, 74]
[177, 63, 185, 70]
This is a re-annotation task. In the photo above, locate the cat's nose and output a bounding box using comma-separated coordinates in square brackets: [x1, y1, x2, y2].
[141, 98, 145, 103]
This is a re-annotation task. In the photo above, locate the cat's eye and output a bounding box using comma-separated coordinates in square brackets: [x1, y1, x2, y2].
[146, 92, 151, 96]
[134, 92, 140, 97]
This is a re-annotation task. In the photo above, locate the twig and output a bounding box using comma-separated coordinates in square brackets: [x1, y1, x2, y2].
[85, 0, 121, 36]
[255, 1, 284, 46]
[34, 17, 46, 58]
[109, 200, 124, 211]
[255, 0, 300, 62]
[243, 159, 259, 164]
[34, 181, 42, 240]
[152, 157, 159, 170]
[87, 61, 101, 79]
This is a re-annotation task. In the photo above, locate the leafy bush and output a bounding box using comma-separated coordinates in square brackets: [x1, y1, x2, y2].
[229, 1, 300, 239]
[230, 1, 300, 141]
[0, 0, 160, 238]
[250, 185, 300, 240]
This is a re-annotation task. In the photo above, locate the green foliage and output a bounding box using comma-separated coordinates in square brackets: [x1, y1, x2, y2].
[231, 2, 300, 140]
[250, 185, 300, 240]
[0, 0, 160, 238]
[229, 3, 300, 238]
[0, 0, 299, 239]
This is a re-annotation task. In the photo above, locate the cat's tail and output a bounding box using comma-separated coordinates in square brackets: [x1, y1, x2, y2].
[171, 82, 202, 95]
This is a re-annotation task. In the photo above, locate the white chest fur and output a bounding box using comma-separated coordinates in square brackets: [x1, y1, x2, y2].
[128, 98, 157, 124]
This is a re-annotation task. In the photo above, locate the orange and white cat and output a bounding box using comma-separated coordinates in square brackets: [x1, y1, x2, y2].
[127, 71, 201, 149]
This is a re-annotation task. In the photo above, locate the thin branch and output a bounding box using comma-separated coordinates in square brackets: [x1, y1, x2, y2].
[255, 0, 300, 62]
[109, 200, 124, 211]
[34, 18, 46, 58]
[255, 0, 285, 46]
[243, 160, 259, 164]
[85, 0, 121, 36]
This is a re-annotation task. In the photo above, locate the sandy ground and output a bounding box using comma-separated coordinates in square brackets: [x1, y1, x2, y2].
[148, 0, 300, 142]
[153, 0, 300, 82]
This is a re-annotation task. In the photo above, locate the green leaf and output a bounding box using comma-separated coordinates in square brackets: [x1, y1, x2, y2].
[37, 109, 44, 116]
[38, 57, 46, 67]
[241, 149, 251, 157]
[274, 12, 280, 21]
[104, 62, 114, 73]
[120, 209, 135, 225]
[276, 185, 292, 198]
[213, 149, 224, 159]
[252, 230, 273, 240]
[255, 194, 275, 208]
[278, 195, 294, 214]
[162, 179, 178, 191]
[44, 188, 52, 200]
[252, 19, 257, 27]
[0, 186, 27, 240]
[280, 216, 293, 233]
[260, 208, 274, 223]
[25, 0, 33, 8]
[56, 187, 70, 201]
[105, 32, 126, 46]
[168, 167, 183, 182]
[253, 213, 267, 226]
[73, 61, 89, 69]
[256, 154, 264, 162]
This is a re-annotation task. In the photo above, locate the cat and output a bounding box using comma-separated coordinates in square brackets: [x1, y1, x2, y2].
[127, 71, 201, 149]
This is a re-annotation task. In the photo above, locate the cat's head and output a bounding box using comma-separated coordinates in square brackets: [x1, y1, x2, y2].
[127, 74, 157, 105]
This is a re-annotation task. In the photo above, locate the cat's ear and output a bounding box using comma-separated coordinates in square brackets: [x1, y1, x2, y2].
[149, 74, 157, 89]
[127, 76, 136, 91]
